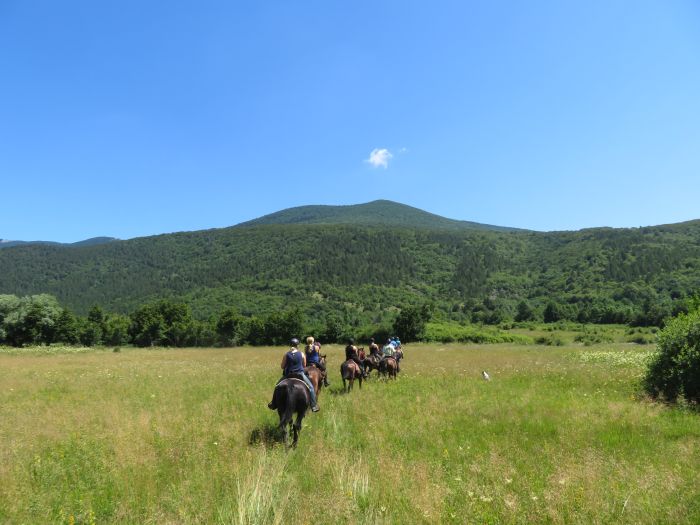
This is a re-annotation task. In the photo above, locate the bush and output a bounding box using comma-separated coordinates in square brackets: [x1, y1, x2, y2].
[644, 309, 700, 403]
[574, 331, 613, 346]
[535, 335, 564, 346]
[627, 334, 654, 345]
[424, 322, 533, 345]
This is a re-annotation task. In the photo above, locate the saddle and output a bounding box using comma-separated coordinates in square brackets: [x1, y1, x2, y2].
[277, 375, 313, 394]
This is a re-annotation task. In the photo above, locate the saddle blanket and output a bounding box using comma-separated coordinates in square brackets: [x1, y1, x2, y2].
[276, 377, 312, 394]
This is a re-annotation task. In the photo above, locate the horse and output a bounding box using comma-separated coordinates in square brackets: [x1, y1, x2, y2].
[362, 353, 382, 378]
[379, 357, 398, 380]
[304, 354, 327, 398]
[269, 377, 312, 447]
[340, 359, 363, 393]
[393, 348, 403, 372]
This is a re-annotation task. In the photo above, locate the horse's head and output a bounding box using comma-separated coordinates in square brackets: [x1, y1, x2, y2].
[320, 354, 327, 364]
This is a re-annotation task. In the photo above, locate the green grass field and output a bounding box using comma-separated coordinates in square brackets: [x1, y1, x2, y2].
[1, 343, 698, 524]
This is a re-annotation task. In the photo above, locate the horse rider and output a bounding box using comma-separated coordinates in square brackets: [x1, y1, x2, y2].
[382, 339, 395, 360]
[368, 337, 380, 358]
[391, 336, 402, 372]
[305, 336, 329, 387]
[345, 338, 367, 378]
[268, 337, 320, 412]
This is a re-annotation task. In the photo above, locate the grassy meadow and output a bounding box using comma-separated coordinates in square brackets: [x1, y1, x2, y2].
[1, 342, 699, 524]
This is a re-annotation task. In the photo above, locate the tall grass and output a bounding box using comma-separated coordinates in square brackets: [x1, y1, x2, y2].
[0, 343, 698, 523]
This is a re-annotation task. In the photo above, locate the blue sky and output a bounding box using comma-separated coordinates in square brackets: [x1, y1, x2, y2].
[1, 1, 699, 241]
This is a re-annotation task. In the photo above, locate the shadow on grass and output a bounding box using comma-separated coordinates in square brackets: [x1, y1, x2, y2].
[248, 422, 282, 448]
[327, 386, 351, 396]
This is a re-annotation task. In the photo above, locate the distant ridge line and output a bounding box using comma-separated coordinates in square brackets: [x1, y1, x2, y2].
[0, 237, 118, 249]
[237, 199, 526, 233]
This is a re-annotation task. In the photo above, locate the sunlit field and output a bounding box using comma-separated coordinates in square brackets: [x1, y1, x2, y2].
[1, 343, 699, 524]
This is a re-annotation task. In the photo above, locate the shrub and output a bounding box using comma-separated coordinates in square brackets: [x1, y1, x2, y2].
[627, 334, 654, 345]
[535, 335, 564, 346]
[644, 309, 700, 403]
[574, 332, 613, 346]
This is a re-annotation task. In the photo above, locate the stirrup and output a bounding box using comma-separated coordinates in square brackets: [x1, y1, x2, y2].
[312, 405, 320, 412]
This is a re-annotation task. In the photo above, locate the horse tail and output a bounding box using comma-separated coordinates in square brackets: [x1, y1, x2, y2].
[277, 383, 293, 428]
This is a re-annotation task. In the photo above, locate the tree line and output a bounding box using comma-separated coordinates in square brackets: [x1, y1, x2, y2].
[0, 294, 432, 348]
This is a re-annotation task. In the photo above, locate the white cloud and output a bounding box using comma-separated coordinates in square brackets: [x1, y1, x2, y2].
[366, 148, 393, 169]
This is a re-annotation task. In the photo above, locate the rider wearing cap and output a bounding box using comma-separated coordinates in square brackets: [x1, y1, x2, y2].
[345, 338, 367, 378]
[305, 336, 329, 387]
[268, 337, 320, 412]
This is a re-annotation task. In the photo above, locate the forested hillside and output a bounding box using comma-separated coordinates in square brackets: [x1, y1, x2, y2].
[1, 205, 699, 329]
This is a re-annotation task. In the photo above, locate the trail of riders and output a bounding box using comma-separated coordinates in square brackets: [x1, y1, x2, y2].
[267, 335, 404, 446]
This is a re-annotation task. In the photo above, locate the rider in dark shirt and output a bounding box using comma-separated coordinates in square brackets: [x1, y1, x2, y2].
[345, 338, 367, 378]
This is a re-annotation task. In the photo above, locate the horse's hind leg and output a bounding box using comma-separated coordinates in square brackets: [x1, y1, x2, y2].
[279, 407, 292, 446]
[292, 414, 303, 448]
[280, 422, 289, 447]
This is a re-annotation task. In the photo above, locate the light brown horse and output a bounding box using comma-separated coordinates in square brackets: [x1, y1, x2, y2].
[304, 354, 326, 399]
[340, 359, 363, 393]
[379, 357, 398, 380]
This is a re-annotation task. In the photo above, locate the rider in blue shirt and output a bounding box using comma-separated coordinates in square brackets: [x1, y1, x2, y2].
[268, 338, 319, 412]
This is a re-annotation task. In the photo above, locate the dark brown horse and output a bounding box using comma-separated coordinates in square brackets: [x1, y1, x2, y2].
[269, 377, 311, 447]
[340, 359, 363, 392]
[379, 357, 398, 380]
[362, 353, 382, 378]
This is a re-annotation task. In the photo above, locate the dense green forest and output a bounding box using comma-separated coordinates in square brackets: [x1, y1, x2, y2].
[1, 202, 699, 333]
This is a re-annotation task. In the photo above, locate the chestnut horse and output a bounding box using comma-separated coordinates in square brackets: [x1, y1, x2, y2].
[379, 357, 398, 380]
[393, 348, 403, 372]
[340, 359, 363, 393]
[304, 354, 327, 398]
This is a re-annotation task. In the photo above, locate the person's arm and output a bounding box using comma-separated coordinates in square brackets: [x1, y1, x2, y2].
[280, 354, 287, 369]
[302, 353, 307, 366]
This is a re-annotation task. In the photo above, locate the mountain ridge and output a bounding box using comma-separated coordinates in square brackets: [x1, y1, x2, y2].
[236, 200, 526, 232]
[0, 237, 118, 249]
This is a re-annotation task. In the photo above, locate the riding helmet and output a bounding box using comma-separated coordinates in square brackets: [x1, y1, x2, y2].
[290, 337, 300, 346]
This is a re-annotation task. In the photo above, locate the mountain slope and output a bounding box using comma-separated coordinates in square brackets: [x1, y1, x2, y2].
[0, 217, 698, 327]
[237, 200, 523, 232]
